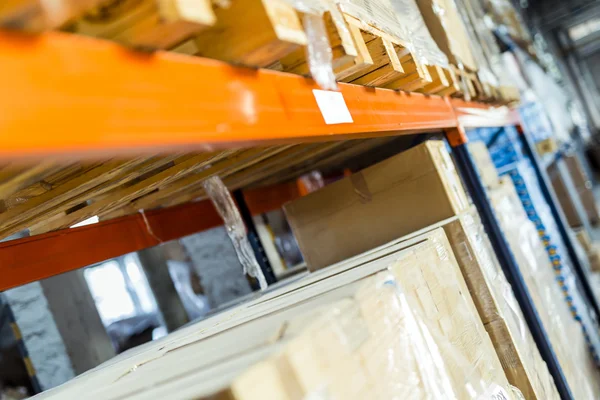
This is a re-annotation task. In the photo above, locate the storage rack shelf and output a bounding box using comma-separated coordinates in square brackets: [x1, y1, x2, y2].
[0, 30, 516, 159]
[0, 27, 592, 400]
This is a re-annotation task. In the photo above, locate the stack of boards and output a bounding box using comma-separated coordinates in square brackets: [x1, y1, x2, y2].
[0, 0, 518, 103]
[36, 224, 516, 400]
[34, 140, 600, 399]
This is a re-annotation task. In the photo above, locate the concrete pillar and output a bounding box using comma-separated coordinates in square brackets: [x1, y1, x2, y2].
[3, 282, 75, 390]
[2, 229, 115, 389]
[137, 246, 189, 332]
[40, 271, 115, 375]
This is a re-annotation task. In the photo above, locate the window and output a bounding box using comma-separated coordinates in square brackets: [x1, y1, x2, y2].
[84, 255, 158, 326]
[84, 261, 136, 324]
[569, 18, 600, 42]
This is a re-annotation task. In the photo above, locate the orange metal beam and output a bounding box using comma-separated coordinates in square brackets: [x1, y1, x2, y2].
[0, 201, 220, 291]
[0, 182, 301, 291]
[0, 30, 461, 159]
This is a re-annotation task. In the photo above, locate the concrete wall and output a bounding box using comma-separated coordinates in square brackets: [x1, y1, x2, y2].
[180, 227, 252, 309]
[3, 283, 75, 390]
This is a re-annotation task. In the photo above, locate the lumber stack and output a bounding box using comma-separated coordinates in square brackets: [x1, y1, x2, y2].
[443, 209, 560, 399]
[467, 141, 600, 398]
[0, 138, 396, 239]
[489, 177, 600, 399]
[32, 226, 520, 399]
[283, 139, 565, 397]
[0, 0, 518, 102]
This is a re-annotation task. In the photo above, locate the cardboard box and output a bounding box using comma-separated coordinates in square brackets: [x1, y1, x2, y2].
[416, 0, 478, 71]
[443, 208, 560, 399]
[588, 246, 600, 272]
[547, 161, 585, 227]
[535, 138, 558, 156]
[575, 229, 593, 253]
[548, 155, 600, 228]
[564, 154, 600, 224]
[575, 229, 600, 272]
[284, 140, 469, 271]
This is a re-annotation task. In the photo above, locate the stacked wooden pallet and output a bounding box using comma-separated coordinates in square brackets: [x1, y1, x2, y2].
[0, 0, 518, 102]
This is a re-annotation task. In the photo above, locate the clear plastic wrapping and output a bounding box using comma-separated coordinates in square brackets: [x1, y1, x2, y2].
[336, 0, 449, 67]
[233, 270, 517, 399]
[283, 0, 340, 90]
[490, 178, 600, 399]
[303, 13, 338, 90]
[447, 210, 561, 399]
[451, 0, 499, 86]
[202, 176, 268, 290]
[426, 0, 478, 70]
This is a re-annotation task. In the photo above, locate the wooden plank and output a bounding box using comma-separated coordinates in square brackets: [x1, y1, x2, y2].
[193, 0, 306, 67]
[73, 0, 216, 50]
[126, 147, 291, 211]
[255, 139, 386, 186]
[0, 0, 104, 31]
[0, 159, 148, 238]
[0, 161, 66, 200]
[31, 152, 225, 232]
[279, 11, 358, 76]
[442, 209, 560, 399]
[159, 142, 348, 208]
[347, 38, 405, 87]
[0, 156, 182, 237]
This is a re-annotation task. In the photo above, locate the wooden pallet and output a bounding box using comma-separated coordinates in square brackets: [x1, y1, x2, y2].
[0, 137, 395, 240]
[0, 1, 216, 50]
[68, 0, 217, 50]
[1, 0, 467, 98]
[278, 11, 460, 96]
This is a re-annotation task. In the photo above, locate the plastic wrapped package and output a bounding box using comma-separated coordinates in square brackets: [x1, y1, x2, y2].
[490, 178, 600, 399]
[335, 0, 449, 67]
[386, 229, 519, 399]
[444, 209, 560, 399]
[416, 0, 478, 71]
[451, 0, 502, 87]
[203, 176, 268, 290]
[29, 226, 521, 399]
[506, 160, 600, 358]
[229, 270, 520, 399]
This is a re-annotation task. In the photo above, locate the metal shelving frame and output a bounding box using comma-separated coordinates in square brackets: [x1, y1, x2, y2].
[0, 28, 596, 400]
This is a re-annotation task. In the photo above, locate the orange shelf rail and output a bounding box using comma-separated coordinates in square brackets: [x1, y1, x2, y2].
[0, 182, 300, 291]
[0, 30, 516, 159]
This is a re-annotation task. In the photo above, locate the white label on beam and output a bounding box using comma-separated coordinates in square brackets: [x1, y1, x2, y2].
[312, 90, 353, 125]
